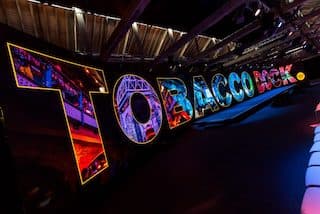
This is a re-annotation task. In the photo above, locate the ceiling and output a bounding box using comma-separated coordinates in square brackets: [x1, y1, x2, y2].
[0, 0, 320, 71]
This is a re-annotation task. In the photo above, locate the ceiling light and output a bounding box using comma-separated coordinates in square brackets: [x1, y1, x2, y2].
[73, 7, 82, 14]
[255, 8, 261, 16]
[132, 22, 138, 30]
[99, 87, 106, 93]
[28, 0, 41, 3]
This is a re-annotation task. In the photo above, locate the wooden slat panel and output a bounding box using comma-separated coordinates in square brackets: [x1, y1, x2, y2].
[150, 28, 166, 56]
[0, 1, 8, 24]
[97, 16, 105, 55]
[85, 13, 94, 53]
[0, 0, 250, 61]
[143, 26, 160, 56]
[4, 0, 22, 31]
[91, 15, 101, 54]
[128, 23, 148, 56]
[57, 9, 68, 49]
[38, 4, 50, 42]
[105, 18, 119, 50]
[46, 6, 59, 46]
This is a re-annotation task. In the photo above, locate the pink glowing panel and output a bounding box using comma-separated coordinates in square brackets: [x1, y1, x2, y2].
[301, 187, 320, 214]
[306, 166, 320, 187]
[309, 152, 320, 167]
[310, 143, 320, 153]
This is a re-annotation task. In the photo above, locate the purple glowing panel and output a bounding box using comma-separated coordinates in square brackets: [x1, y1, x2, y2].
[64, 102, 98, 128]
[8, 43, 109, 185]
[113, 74, 162, 144]
[301, 187, 320, 214]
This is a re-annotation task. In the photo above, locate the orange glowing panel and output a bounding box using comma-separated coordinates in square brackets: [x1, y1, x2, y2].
[7, 43, 109, 185]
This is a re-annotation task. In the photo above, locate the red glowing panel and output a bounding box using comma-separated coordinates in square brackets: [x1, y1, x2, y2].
[7, 43, 109, 185]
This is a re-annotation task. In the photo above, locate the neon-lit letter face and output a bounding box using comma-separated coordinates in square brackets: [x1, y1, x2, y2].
[211, 73, 232, 107]
[241, 71, 255, 97]
[253, 70, 273, 94]
[113, 75, 162, 144]
[253, 65, 297, 94]
[193, 76, 219, 118]
[157, 78, 193, 129]
[7, 43, 109, 185]
[279, 64, 297, 85]
[269, 68, 282, 88]
[228, 72, 244, 102]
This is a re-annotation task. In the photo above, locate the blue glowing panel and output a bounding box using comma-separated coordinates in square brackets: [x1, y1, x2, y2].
[314, 133, 320, 142]
[309, 152, 320, 167]
[157, 78, 193, 129]
[193, 85, 294, 125]
[310, 142, 320, 153]
[193, 75, 219, 119]
[241, 71, 255, 98]
[228, 72, 244, 102]
[315, 126, 320, 135]
[113, 74, 162, 144]
[306, 166, 320, 187]
[211, 73, 232, 107]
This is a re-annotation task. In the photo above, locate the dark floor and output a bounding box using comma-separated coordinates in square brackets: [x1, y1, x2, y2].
[10, 86, 320, 214]
[76, 85, 319, 213]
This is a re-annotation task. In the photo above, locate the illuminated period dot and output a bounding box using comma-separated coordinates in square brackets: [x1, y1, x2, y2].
[296, 72, 306, 81]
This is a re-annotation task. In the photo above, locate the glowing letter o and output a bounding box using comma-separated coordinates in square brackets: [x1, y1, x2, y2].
[241, 71, 255, 98]
[113, 75, 163, 144]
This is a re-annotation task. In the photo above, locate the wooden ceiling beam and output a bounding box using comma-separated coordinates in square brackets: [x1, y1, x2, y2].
[153, 0, 247, 64]
[201, 38, 213, 52]
[122, 30, 130, 55]
[100, 0, 151, 61]
[186, 19, 261, 66]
